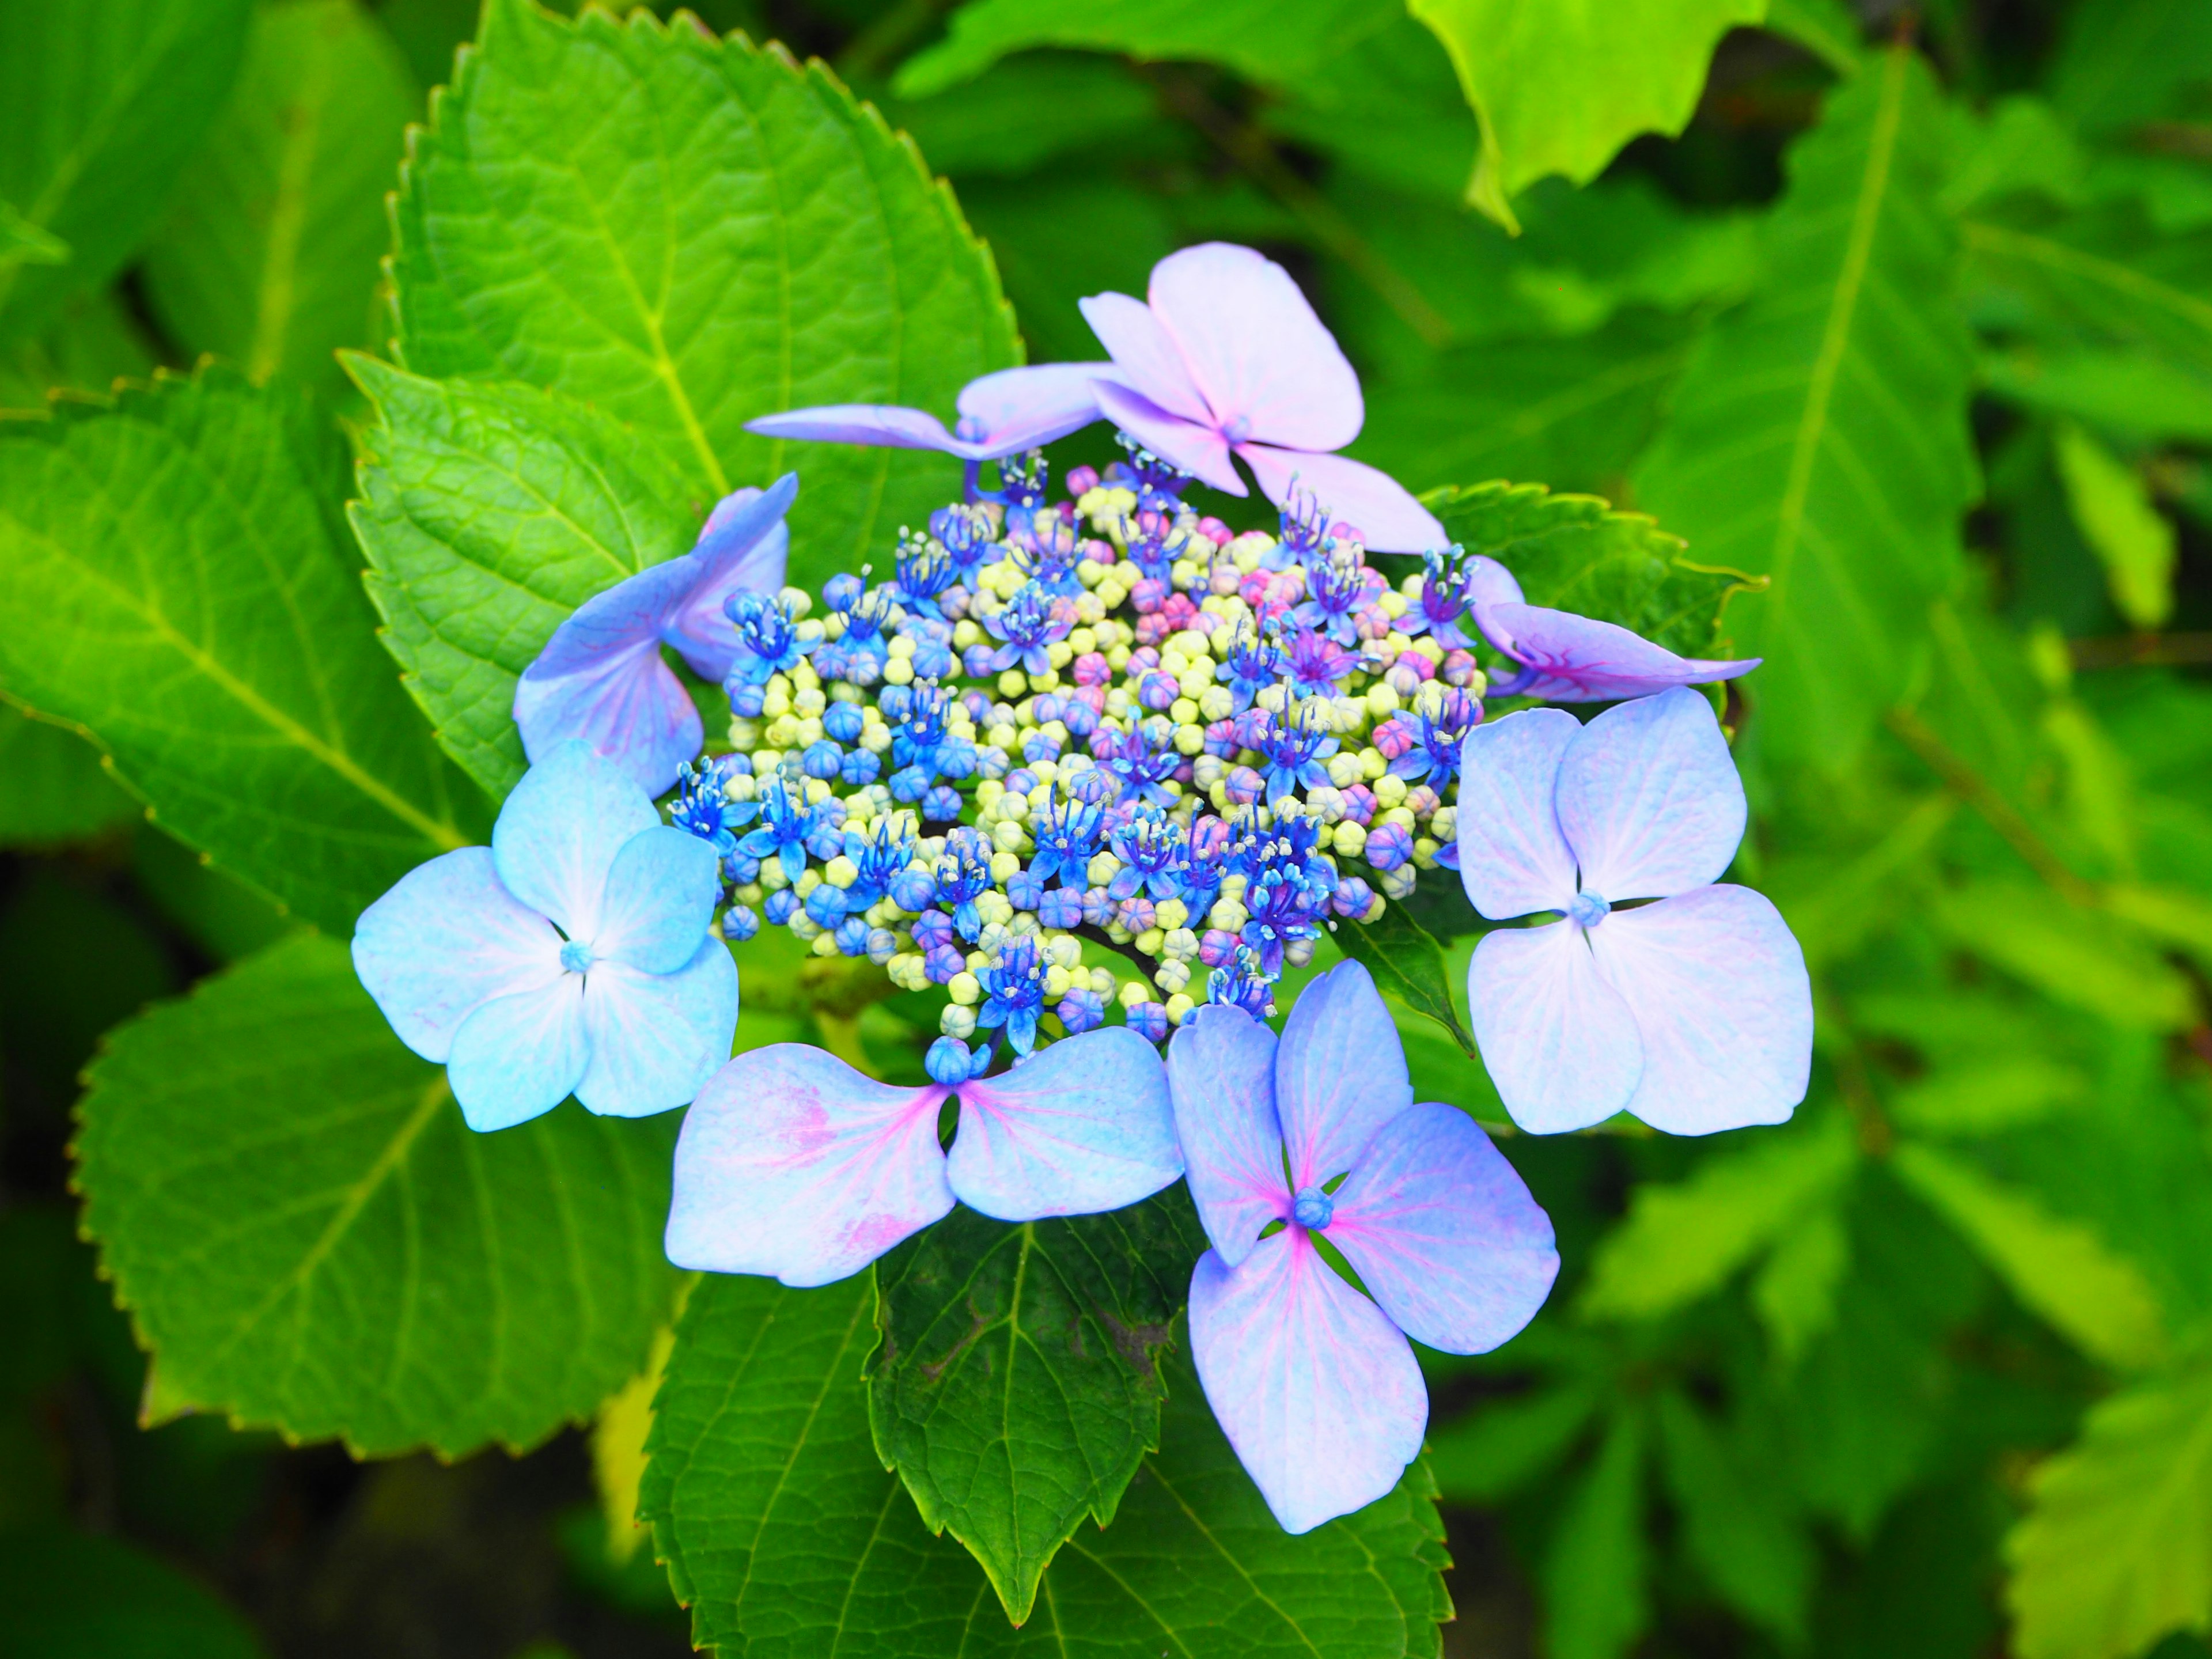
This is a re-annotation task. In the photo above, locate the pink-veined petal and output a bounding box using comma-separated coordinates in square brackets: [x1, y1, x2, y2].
[1455, 708, 1580, 921]
[1092, 380, 1244, 494]
[745, 404, 971, 453]
[1328, 1103, 1559, 1354]
[1587, 886, 1812, 1136]
[491, 740, 660, 940]
[446, 974, 588, 1133]
[1555, 687, 1745, 903]
[1474, 602, 1760, 705]
[956, 363, 1118, 453]
[574, 943, 738, 1118]
[1148, 244, 1362, 452]
[1273, 961, 1411, 1191]
[513, 636, 703, 800]
[947, 1026, 1183, 1221]
[1078, 290, 1213, 425]
[1166, 1004, 1289, 1267]
[592, 825, 719, 974]
[662, 476, 796, 679]
[352, 847, 563, 1063]
[665, 1045, 954, 1287]
[1467, 921, 1643, 1134]
[1235, 446, 1446, 555]
[1188, 1234, 1427, 1535]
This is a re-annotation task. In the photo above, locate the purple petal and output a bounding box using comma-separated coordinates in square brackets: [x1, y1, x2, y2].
[1474, 602, 1759, 703]
[1455, 708, 1580, 921]
[956, 363, 1117, 453]
[1165, 1004, 1290, 1267]
[1147, 244, 1362, 453]
[1328, 1103, 1559, 1354]
[1078, 290, 1214, 426]
[1555, 687, 1745, 903]
[593, 825, 719, 974]
[352, 847, 562, 1063]
[744, 404, 970, 454]
[1092, 379, 1243, 494]
[491, 740, 659, 939]
[1464, 555, 1522, 607]
[1272, 961, 1411, 1190]
[1466, 921, 1643, 1134]
[1188, 1234, 1427, 1535]
[447, 975, 588, 1132]
[1236, 445, 1445, 554]
[1587, 886, 1812, 1135]
[947, 1025, 1183, 1219]
[513, 623, 704, 799]
[662, 475, 797, 679]
[575, 942, 738, 1118]
[664, 1044, 954, 1287]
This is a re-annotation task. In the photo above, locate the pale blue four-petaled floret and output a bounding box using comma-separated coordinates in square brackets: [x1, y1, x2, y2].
[1456, 685, 1815, 1136]
[351, 740, 739, 1132]
[1166, 960, 1560, 1535]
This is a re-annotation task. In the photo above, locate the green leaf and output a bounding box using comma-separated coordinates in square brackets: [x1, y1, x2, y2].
[1925, 881, 2195, 1032]
[1656, 1389, 1813, 1643]
[141, 0, 418, 392]
[1334, 903, 1477, 1056]
[1425, 478, 1760, 659]
[0, 0, 253, 342]
[2047, 0, 2212, 139]
[644, 1274, 1449, 1656]
[0, 1527, 266, 1658]
[1963, 203, 2212, 380]
[865, 1191, 1207, 1622]
[1980, 347, 2212, 443]
[1634, 43, 1978, 766]
[1751, 1198, 1850, 1364]
[1541, 1405, 1649, 1659]
[2005, 1353, 2212, 1659]
[0, 199, 69, 267]
[880, 53, 1162, 179]
[1580, 1115, 1859, 1321]
[892, 0, 1399, 100]
[74, 933, 681, 1457]
[1891, 1141, 2169, 1372]
[1427, 1377, 1603, 1505]
[1888, 1056, 2090, 1138]
[346, 357, 702, 800]
[0, 368, 486, 933]
[0, 286, 157, 411]
[0, 703, 135, 844]
[391, 0, 1018, 588]
[2052, 421, 2177, 628]
[1407, 0, 1763, 230]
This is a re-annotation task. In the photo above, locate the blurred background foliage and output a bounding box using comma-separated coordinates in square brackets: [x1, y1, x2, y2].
[2, 0, 2211, 1654]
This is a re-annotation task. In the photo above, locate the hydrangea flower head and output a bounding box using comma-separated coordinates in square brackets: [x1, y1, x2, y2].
[1456, 688, 1813, 1134]
[665, 1026, 1183, 1287]
[1168, 962, 1558, 1532]
[352, 741, 739, 1132]
[514, 476, 796, 797]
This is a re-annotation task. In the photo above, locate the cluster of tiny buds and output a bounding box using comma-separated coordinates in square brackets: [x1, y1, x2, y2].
[672, 443, 1501, 1065]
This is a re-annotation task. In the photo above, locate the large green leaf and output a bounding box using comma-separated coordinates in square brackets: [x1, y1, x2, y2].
[1541, 1405, 1649, 1659]
[0, 704, 135, 845]
[347, 358, 700, 799]
[1426, 478, 1760, 658]
[2046, 0, 2212, 139]
[1964, 202, 2212, 380]
[865, 1191, 1206, 1621]
[0, 1527, 266, 1659]
[142, 0, 418, 392]
[893, 0, 1399, 99]
[391, 0, 1018, 586]
[74, 933, 681, 1457]
[2006, 1353, 2212, 1659]
[643, 1273, 1449, 1656]
[1634, 43, 1977, 766]
[0, 0, 253, 342]
[1656, 1390, 1812, 1644]
[1406, 0, 1764, 229]
[0, 368, 486, 933]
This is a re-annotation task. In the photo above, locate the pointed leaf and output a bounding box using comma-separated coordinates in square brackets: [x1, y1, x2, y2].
[391, 0, 1017, 588]
[0, 368, 487, 932]
[0, 704, 135, 844]
[1542, 1405, 1649, 1659]
[74, 933, 681, 1457]
[645, 1273, 1450, 1656]
[864, 1191, 1206, 1620]
[1635, 42, 1978, 766]
[1334, 900, 1478, 1056]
